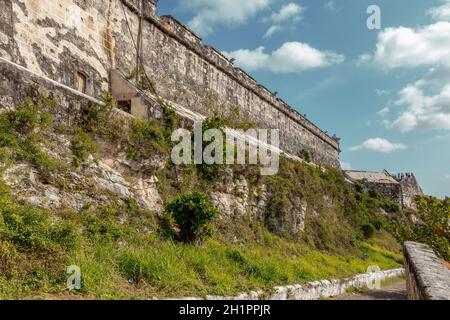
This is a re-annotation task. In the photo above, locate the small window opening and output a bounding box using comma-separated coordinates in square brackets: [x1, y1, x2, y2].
[76, 72, 87, 93]
[118, 100, 132, 114]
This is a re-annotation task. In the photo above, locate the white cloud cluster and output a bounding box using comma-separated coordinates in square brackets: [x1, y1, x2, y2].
[389, 84, 450, 132]
[267, 3, 304, 23]
[263, 3, 304, 38]
[427, 0, 450, 21]
[350, 138, 407, 153]
[365, 4, 450, 133]
[184, 0, 270, 37]
[264, 25, 282, 38]
[372, 22, 450, 69]
[223, 42, 344, 73]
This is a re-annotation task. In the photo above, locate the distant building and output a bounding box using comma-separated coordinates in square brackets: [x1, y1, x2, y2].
[344, 170, 423, 209]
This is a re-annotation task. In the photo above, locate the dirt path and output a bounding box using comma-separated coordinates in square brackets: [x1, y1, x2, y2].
[329, 279, 407, 300]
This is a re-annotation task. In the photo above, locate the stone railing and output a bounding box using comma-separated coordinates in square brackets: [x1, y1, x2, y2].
[173, 268, 405, 300]
[403, 241, 450, 300]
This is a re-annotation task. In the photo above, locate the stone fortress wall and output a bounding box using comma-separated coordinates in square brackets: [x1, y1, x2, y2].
[0, 0, 341, 167]
[392, 173, 424, 209]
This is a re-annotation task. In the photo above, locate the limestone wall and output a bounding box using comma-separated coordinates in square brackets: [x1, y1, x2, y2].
[403, 241, 450, 300]
[1, 0, 340, 167]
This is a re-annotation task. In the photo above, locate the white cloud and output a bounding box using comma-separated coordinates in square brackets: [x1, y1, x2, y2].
[378, 106, 390, 116]
[372, 22, 450, 69]
[263, 3, 304, 39]
[416, 63, 450, 88]
[427, 0, 450, 21]
[184, 0, 270, 37]
[445, 173, 450, 179]
[388, 84, 450, 132]
[350, 138, 407, 153]
[267, 3, 304, 24]
[264, 25, 283, 38]
[367, 9, 450, 133]
[223, 42, 344, 73]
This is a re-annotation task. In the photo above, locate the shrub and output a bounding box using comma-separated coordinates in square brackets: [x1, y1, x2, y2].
[78, 94, 114, 134]
[371, 218, 384, 231]
[361, 223, 375, 239]
[298, 149, 311, 163]
[382, 201, 401, 213]
[126, 119, 167, 161]
[165, 192, 217, 243]
[71, 130, 97, 167]
[3, 97, 52, 135]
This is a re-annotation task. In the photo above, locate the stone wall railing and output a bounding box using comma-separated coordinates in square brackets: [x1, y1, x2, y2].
[175, 268, 405, 300]
[404, 241, 450, 300]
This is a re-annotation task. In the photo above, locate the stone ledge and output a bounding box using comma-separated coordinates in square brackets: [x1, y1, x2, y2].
[404, 241, 450, 300]
[167, 268, 405, 300]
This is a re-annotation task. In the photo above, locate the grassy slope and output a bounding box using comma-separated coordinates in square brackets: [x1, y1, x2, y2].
[0, 97, 406, 299]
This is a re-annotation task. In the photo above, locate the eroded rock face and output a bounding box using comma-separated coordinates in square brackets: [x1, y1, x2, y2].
[265, 196, 307, 235]
[209, 169, 308, 235]
[4, 163, 93, 211]
[2, 133, 165, 214]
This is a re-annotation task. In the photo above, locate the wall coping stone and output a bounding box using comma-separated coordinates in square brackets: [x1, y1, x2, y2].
[404, 241, 450, 300]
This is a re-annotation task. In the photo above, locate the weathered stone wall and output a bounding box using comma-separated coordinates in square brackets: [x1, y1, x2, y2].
[0, 57, 307, 234]
[403, 241, 450, 300]
[393, 174, 424, 209]
[364, 181, 403, 206]
[0, 0, 113, 97]
[1, 0, 340, 168]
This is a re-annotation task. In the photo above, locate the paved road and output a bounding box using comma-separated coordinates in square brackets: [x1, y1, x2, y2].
[329, 280, 407, 300]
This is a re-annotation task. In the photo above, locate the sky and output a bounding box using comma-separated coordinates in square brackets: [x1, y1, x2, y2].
[156, 0, 450, 198]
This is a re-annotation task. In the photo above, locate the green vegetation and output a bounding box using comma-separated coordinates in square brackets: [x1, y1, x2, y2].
[203, 97, 256, 130]
[0, 176, 402, 299]
[196, 113, 227, 180]
[389, 196, 450, 260]
[2, 95, 444, 300]
[71, 130, 97, 167]
[0, 97, 65, 180]
[298, 149, 311, 163]
[126, 120, 167, 161]
[165, 192, 217, 243]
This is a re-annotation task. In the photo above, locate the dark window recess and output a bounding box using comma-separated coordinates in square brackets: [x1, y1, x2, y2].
[118, 100, 132, 113]
[76, 72, 87, 93]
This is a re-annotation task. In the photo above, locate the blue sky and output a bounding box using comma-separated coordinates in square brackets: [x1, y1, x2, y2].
[156, 0, 450, 198]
